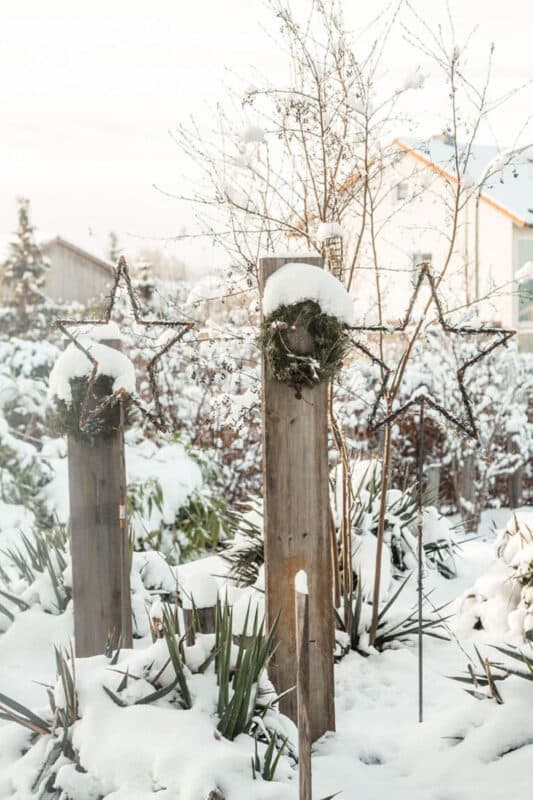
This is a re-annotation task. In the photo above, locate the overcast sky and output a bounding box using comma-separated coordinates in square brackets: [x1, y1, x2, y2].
[1, 0, 532, 275]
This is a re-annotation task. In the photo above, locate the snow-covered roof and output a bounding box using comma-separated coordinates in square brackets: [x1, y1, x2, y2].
[395, 136, 533, 227]
[0, 234, 114, 274]
[41, 236, 114, 274]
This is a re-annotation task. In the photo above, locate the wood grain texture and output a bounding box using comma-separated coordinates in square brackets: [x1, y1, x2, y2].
[67, 340, 132, 657]
[296, 588, 312, 800]
[260, 255, 335, 741]
[183, 605, 216, 646]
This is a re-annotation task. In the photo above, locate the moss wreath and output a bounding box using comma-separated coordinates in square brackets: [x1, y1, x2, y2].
[48, 374, 133, 445]
[259, 299, 351, 393]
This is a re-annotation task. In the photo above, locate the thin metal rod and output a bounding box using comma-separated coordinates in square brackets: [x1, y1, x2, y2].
[417, 398, 425, 724]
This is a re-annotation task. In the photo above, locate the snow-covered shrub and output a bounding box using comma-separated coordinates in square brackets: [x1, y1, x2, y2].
[453, 642, 533, 704]
[338, 460, 456, 582]
[0, 527, 178, 639]
[222, 503, 264, 587]
[0, 646, 80, 799]
[127, 439, 232, 561]
[0, 338, 58, 442]
[223, 465, 455, 597]
[336, 570, 449, 655]
[460, 512, 533, 640]
[0, 339, 58, 522]
[336, 333, 532, 522]
[1, 606, 293, 799]
[0, 420, 52, 523]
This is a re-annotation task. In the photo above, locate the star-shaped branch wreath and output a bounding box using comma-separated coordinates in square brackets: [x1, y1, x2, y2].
[349, 263, 516, 440]
[56, 255, 193, 432]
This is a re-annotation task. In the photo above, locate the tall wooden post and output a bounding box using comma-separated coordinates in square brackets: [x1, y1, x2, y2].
[260, 256, 335, 741]
[67, 339, 133, 657]
[295, 573, 312, 800]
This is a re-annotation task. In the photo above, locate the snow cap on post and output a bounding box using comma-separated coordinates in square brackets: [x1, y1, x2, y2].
[316, 221, 343, 243]
[294, 569, 309, 595]
[48, 339, 136, 404]
[262, 262, 354, 324]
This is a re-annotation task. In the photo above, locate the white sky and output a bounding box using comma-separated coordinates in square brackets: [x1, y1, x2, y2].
[1, 0, 532, 275]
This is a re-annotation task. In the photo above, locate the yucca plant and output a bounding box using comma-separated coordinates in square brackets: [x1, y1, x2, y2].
[163, 628, 193, 709]
[374, 601, 450, 651]
[215, 600, 279, 741]
[0, 647, 79, 757]
[0, 645, 79, 798]
[0, 587, 30, 623]
[221, 503, 264, 587]
[129, 467, 232, 561]
[251, 733, 289, 781]
[335, 572, 449, 654]
[451, 643, 533, 703]
[3, 527, 70, 613]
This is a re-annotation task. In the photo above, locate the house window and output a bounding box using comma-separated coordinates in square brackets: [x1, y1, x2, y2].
[396, 182, 408, 201]
[517, 239, 533, 326]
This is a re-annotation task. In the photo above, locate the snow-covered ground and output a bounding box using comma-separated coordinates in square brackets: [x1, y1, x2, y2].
[0, 507, 532, 799]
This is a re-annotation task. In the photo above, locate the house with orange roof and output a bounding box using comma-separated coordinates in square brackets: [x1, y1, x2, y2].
[378, 135, 533, 350]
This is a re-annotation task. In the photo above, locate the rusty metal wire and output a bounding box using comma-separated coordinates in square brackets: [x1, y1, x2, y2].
[55, 255, 193, 432]
[348, 263, 516, 441]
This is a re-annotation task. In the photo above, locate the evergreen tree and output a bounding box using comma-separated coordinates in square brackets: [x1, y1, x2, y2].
[3, 198, 49, 310]
[108, 231, 120, 263]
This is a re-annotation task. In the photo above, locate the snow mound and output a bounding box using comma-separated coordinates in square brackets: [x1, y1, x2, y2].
[263, 262, 354, 324]
[185, 275, 223, 306]
[459, 512, 533, 638]
[316, 221, 343, 242]
[48, 339, 136, 404]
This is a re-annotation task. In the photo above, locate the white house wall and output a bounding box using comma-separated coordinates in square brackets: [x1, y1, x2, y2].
[476, 199, 514, 327]
[359, 149, 516, 328]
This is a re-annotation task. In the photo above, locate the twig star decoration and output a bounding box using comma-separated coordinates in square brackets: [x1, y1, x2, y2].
[349, 263, 516, 441]
[56, 255, 193, 432]
[350, 263, 515, 724]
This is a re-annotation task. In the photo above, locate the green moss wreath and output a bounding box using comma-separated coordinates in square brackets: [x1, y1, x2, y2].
[48, 374, 133, 444]
[259, 299, 351, 391]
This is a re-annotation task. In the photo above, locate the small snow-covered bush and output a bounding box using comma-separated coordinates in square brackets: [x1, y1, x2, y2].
[460, 512, 533, 640]
[337, 334, 533, 521]
[1, 605, 292, 799]
[0, 527, 178, 639]
[345, 461, 456, 580]
[127, 442, 232, 561]
[223, 465, 455, 598]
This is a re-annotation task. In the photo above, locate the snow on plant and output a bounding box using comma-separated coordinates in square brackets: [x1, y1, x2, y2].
[0, 524, 179, 640]
[459, 512, 533, 640]
[0, 418, 52, 524]
[223, 465, 455, 606]
[1, 199, 50, 319]
[1, 603, 293, 799]
[334, 332, 532, 520]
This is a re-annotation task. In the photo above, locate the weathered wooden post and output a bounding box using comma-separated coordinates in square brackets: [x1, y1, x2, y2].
[260, 255, 335, 742]
[295, 571, 312, 800]
[67, 338, 133, 657]
[181, 573, 218, 646]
